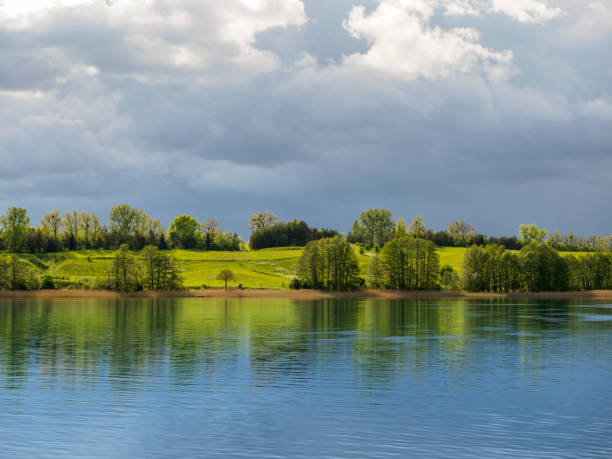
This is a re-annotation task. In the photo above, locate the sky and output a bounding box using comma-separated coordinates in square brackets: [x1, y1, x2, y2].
[1, 0, 611, 238]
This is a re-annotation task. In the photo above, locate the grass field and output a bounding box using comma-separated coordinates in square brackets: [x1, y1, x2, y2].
[13, 246, 466, 289]
[13, 246, 590, 290]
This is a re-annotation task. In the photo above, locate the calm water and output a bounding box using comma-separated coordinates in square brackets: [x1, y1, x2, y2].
[1, 298, 611, 458]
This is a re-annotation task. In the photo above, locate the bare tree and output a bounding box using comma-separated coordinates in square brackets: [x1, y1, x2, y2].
[249, 211, 277, 231]
[203, 218, 222, 248]
[41, 210, 62, 239]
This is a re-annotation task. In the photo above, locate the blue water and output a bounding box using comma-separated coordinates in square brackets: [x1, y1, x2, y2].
[0, 298, 611, 458]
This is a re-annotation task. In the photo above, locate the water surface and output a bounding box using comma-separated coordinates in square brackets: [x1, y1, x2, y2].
[1, 298, 611, 458]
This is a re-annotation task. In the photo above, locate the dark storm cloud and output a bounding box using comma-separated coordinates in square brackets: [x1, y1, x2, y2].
[0, 0, 611, 237]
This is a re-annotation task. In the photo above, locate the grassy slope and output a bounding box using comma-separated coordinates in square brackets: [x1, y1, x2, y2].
[16, 246, 591, 290]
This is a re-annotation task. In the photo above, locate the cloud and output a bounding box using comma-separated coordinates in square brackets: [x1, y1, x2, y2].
[341, 0, 514, 81]
[0, 0, 308, 84]
[578, 99, 612, 120]
[488, 0, 563, 23]
[0, 0, 611, 236]
[438, 0, 564, 23]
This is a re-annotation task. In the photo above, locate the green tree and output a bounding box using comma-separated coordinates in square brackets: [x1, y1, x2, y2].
[1, 207, 30, 254]
[217, 269, 235, 291]
[106, 244, 138, 292]
[367, 253, 385, 289]
[139, 245, 183, 290]
[168, 215, 201, 249]
[440, 265, 460, 290]
[358, 208, 394, 248]
[519, 242, 567, 292]
[297, 236, 362, 291]
[380, 236, 439, 290]
[77, 212, 101, 249]
[41, 210, 62, 240]
[63, 210, 80, 249]
[109, 204, 139, 245]
[519, 224, 547, 244]
[249, 211, 277, 231]
[394, 218, 409, 239]
[447, 220, 476, 246]
[202, 218, 222, 249]
[409, 215, 426, 239]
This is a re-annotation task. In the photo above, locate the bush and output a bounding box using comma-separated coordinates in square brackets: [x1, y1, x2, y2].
[41, 274, 56, 290]
[289, 278, 301, 290]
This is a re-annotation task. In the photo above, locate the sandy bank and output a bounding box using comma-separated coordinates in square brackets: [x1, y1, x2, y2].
[1, 289, 612, 300]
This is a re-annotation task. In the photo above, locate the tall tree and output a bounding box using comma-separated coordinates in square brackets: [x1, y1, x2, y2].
[394, 218, 409, 239]
[41, 210, 62, 239]
[358, 208, 394, 248]
[1, 207, 31, 289]
[63, 210, 80, 250]
[202, 218, 222, 249]
[519, 224, 547, 244]
[367, 253, 385, 289]
[168, 215, 201, 249]
[109, 204, 139, 244]
[447, 220, 476, 246]
[297, 236, 362, 291]
[1, 207, 30, 254]
[380, 236, 439, 290]
[409, 215, 426, 239]
[139, 245, 183, 290]
[249, 211, 277, 231]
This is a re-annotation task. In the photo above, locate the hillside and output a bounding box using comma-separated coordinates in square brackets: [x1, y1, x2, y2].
[13, 247, 468, 289]
[15, 246, 591, 290]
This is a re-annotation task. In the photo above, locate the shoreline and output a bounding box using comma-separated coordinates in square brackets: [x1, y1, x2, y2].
[1, 289, 612, 300]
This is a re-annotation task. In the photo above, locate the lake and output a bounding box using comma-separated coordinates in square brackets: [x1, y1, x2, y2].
[0, 298, 611, 458]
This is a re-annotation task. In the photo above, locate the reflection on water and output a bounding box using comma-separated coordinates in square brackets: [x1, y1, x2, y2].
[0, 298, 611, 457]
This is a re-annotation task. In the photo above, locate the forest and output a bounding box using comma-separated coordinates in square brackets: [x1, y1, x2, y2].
[1, 205, 612, 292]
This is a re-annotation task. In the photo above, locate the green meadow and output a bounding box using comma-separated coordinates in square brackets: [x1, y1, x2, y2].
[15, 246, 592, 290]
[13, 246, 468, 289]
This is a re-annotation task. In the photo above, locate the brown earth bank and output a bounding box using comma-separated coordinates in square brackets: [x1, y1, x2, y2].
[1, 289, 612, 300]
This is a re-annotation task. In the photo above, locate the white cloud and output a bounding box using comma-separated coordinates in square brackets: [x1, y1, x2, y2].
[578, 99, 612, 119]
[557, 1, 612, 42]
[489, 0, 563, 24]
[341, 0, 513, 81]
[437, 0, 563, 23]
[0, 0, 308, 83]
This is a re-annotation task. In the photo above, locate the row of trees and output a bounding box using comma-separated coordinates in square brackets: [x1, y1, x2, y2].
[4, 204, 612, 254]
[295, 237, 363, 291]
[548, 231, 612, 252]
[0, 253, 45, 291]
[348, 210, 612, 252]
[167, 215, 242, 251]
[369, 237, 440, 290]
[0, 205, 243, 253]
[295, 235, 440, 292]
[296, 231, 612, 293]
[347, 209, 524, 250]
[249, 216, 338, 250]
[462, 243, 612, 293]
[106, 245, 183, 292]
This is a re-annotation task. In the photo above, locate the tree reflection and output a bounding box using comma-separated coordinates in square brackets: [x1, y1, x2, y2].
[0, 298, 609, 391]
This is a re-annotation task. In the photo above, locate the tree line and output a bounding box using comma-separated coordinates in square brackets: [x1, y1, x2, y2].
[347, 209, 524, 250]
[248, 212, 339, 250]
[2, 205, 610, 255]
[462, 243, 612, 293]
[2, 205, 612, 293]
[105, 244, 183, 292]
[0, 205, 243, 253]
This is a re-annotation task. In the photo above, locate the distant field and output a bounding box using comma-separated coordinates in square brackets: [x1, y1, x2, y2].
[14, 246, 594, 289]
[437, 247, 466, 273]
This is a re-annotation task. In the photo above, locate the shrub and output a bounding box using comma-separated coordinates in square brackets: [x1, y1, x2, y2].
[41, 274, 56, 290]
